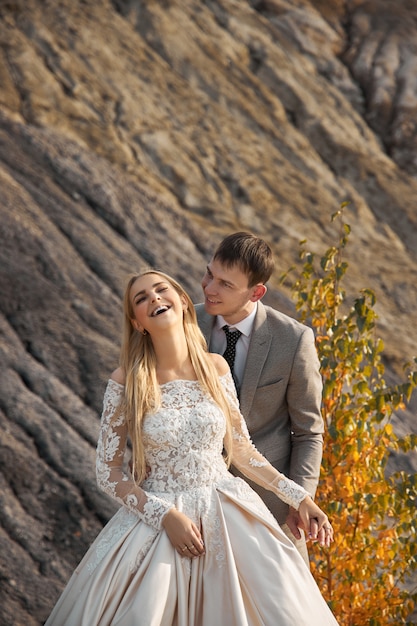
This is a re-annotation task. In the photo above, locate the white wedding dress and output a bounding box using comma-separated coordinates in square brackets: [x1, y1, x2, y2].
[45, 372, 339, 626]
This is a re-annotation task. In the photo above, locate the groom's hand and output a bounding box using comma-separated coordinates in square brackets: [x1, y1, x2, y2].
[285, 506, 303, 540]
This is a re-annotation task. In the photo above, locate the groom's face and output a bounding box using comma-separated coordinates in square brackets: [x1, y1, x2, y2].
[201, 258, 258, 325]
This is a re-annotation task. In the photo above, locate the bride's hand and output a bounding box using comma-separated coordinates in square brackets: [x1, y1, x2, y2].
[162, 508, 205, 557]
[297, 496, 334, 548]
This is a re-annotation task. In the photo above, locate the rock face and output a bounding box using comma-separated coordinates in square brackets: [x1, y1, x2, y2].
[0, 1, 416, 623]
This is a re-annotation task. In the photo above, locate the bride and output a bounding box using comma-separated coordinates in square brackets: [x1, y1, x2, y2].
[45, 269, 338, 626]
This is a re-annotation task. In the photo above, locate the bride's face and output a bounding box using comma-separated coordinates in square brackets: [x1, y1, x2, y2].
[129, 273, 185, 335]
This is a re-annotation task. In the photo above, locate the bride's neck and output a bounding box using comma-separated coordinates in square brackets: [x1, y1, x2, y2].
[153, 338, 195, 383]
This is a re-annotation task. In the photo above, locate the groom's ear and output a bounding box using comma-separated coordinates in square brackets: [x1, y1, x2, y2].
[250, 284, 267, 302]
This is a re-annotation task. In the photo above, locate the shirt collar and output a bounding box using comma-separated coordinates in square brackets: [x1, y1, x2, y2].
[215, 302, 258, 338]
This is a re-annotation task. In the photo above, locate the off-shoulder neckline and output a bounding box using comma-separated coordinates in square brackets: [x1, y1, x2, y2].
[107, 372, 231, 389]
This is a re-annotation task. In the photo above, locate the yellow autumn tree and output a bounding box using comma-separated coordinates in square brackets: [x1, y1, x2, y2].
[282, 208, 417, 625]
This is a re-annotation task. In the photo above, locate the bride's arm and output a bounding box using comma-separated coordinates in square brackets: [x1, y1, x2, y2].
[96, 377, 205, 555]
[96, 379, 175, 531]
[220, 370, 333, 545]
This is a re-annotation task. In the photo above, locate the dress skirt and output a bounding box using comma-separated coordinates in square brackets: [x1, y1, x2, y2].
[45, 482, 338, 626]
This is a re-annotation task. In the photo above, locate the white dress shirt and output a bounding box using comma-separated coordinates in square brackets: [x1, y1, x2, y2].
[209, 303, 258, 388]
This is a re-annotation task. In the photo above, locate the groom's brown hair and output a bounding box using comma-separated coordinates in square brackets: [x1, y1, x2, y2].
[213, 231, 274, 287]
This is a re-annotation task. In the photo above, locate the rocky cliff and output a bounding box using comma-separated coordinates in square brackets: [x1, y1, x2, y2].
[0, 1, 416, 624]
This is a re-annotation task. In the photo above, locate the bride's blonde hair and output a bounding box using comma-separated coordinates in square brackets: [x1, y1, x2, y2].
[119, 269, 234, 482]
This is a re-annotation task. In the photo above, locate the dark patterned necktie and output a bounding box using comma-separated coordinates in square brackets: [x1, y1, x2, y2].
[222, 325, 242, 379]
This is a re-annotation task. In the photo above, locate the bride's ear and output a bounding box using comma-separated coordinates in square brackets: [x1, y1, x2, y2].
[131, 318, 141, 332]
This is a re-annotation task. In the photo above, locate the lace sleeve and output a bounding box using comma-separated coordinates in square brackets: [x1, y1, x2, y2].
[96, 379, 175, 530]
[221, 373, 309, 510]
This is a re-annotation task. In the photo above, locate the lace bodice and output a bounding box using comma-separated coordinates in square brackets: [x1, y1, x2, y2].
[96, 372, 308, 531]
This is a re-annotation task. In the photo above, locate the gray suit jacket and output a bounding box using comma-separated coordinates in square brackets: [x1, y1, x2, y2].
[195, 301, 324, 525]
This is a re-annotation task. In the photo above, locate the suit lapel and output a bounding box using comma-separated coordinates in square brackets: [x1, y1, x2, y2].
[196, 306, 214, 346]
[239, 302, 271, 422]
[197, 303, 271, 424]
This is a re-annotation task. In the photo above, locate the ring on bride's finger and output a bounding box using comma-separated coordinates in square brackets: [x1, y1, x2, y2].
[181, 546, 188, 551]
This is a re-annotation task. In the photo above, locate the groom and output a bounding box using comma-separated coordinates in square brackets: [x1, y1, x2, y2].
[195, 232, 324, 564]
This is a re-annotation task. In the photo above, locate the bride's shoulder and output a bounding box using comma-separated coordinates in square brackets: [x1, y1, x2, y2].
[207, 352, 230, 377]
[109, 366, 126, 385]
